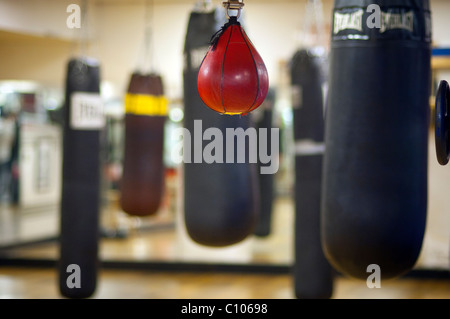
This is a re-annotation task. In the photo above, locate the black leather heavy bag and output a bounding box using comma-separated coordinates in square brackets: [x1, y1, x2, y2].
[253, 89, 275, 238]
[291, 49, 333, 299]
[59, 58, 104, 298]
[183, 9, 258, 247]
[120, 73, 166, 216]
[322, 0, 431, 280]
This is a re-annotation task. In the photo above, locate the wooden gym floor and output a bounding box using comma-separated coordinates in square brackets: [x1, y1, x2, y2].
[0, 132, 449, 299]
[0, 195, 449, 300]
[0, 266, 449, 299]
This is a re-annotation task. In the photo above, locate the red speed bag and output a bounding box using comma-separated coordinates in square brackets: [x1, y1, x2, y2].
[197, 16, 269, 115]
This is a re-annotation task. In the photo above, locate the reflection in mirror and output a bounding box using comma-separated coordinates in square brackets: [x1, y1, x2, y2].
[1, 67, 450, 274]
[0, 74, 296, 268]
[0, 80, 62, 248]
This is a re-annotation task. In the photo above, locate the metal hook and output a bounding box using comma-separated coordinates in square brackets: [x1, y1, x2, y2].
[222, 0, 244, 19]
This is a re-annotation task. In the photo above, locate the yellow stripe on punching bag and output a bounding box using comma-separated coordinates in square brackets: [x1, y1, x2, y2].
[124, 93, 168, 116]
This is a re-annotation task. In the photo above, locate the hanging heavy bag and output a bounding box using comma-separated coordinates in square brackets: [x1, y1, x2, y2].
[291, 49, 333, 299]
[253, 88, 275, 238]
[322, 0, 432, 280]
[183, 8, 258, 247]
[59, 57, 104, 298]
[119, 73, 167, 216]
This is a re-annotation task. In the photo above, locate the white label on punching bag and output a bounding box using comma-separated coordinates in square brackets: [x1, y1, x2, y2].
[70, 92, 105, 130]
[188, 46, 210, 70]
[322, 83, 328, 115]
[379, 10, 414, 34]
[334, 9, 364, 34]
[295, 139, 325, 156]
[291, 85, 302, 109]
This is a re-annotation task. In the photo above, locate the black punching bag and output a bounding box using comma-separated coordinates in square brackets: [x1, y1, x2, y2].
[322, 0, 431, 280]
[183, 8, 258, 247]
[253, 89, 275, 237]
[291, 49, 333, 299]
[120, 73, 167, 216]
[59, 57, 104, 298]
[435, 80, 450, 166]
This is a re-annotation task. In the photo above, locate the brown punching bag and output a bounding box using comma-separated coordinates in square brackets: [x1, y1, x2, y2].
[119, 73, 167, 216]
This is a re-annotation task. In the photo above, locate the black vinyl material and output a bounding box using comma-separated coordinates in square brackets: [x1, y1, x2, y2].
[253, 90, 275, 238]
[322, 0, 431, 280]
[59, 58, 103, 298]
[291, 49, 334, 299]
[434, 80, 450, 166]
[183, 9, 259, 247]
